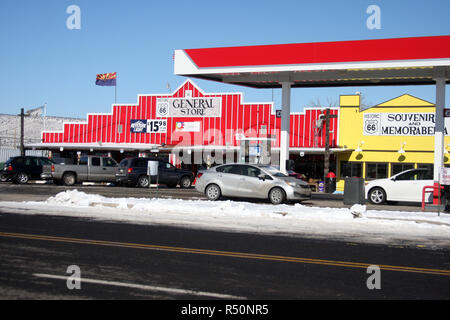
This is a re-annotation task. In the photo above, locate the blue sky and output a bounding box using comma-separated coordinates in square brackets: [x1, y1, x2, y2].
[0, 0, 449, 118]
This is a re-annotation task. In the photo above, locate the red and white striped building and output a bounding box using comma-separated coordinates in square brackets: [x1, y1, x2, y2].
[30, 79, 339, 175]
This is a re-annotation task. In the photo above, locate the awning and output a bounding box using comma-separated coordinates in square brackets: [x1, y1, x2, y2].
[174, 35, 450, 88]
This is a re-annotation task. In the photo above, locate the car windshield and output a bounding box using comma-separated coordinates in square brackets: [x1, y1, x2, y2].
[259, 165, 288, 177]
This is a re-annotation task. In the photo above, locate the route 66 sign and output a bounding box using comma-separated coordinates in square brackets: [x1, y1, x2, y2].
[363, 114, 380, 135]
[364, 120, 378, 134]
[156, 99, 169, 117]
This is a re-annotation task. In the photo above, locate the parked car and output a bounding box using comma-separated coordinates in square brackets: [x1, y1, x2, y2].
[0, 156, 55, 184]
[115, 157, 194, 188]
[195, 163, 311, 204]
[365, 168, 434, 204]
[41, 155, 118, 186]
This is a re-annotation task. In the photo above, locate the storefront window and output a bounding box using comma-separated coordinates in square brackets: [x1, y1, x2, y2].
[391, 163, 414, 176]
[417, 164, 433, 180]
[418, 163, 433, 172]
[366, 163, 388, 180]
[340, 161, 362, 178]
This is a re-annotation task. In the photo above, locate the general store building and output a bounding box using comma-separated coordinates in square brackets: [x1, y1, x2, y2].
[27, 79, 449, 191]
[29, 79, 339, 180]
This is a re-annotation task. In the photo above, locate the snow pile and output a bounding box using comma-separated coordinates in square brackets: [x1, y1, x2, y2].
[1, 189, 449, 247]
[350, 204, 366, 218]
[47, 189, 104, 206]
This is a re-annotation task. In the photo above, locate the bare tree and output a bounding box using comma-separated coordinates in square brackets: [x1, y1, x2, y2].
[308, 97, 339, 109]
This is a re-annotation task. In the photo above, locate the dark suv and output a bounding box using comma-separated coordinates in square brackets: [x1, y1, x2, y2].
[1, 156, 55, 184]
[116, 157, 194, 188]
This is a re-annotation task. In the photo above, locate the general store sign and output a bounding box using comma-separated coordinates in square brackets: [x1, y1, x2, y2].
[363, 112, 450, 136]
[156, 97, 222, 117]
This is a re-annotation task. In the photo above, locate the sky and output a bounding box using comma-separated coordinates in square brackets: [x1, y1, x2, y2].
[0, 0, 449, 118]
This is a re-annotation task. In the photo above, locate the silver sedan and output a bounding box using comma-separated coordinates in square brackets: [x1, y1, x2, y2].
[195, 163, 311, 204]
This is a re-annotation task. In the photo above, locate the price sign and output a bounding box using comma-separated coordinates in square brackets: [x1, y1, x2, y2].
[130, 119, 167, 133]
[147, 120, 167, 133]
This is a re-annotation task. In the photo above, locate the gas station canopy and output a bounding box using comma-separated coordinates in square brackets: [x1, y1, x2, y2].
[174, 35, 450, 88]
[174, 35, 450, 178]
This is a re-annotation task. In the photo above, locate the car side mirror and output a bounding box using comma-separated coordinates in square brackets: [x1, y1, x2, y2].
[391, 177, 396, 181]
[258, 174, 266, 181]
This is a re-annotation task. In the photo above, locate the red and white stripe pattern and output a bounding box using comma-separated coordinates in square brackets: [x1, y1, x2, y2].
[41, 80, 338, 149]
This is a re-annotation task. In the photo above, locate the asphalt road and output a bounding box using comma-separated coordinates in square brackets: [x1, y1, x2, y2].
[0, 182, 448, 304]
[0, 182, 427, 212]
[0, 208, 449, 301]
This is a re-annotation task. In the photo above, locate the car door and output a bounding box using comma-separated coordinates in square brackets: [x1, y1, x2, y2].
[215, 164, 244, 197]
[157, 161, 178, 185]
[77, 156, 89, 181]
[88, 157, 102, 181]
[134, 158, 149, 181]
[29, 157, 42, 179]
[389, 170, 425, 202]
[101, 158, 118, 182]
[238, 165, 272, 199]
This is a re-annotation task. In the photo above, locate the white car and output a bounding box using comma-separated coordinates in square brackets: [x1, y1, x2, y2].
[365, 168, 434, 204]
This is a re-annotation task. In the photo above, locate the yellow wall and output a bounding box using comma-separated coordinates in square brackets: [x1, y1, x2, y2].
[336, 94, 449, 191]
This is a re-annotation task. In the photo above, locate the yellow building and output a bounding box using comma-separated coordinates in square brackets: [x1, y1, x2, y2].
[336, 94, 449, 192]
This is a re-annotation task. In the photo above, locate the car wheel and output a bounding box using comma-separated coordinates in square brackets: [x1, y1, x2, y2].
[16, 172, 29, 184]
[137, 175, 150, 188]
[205, 184, 221, 201]
[63, 173, 76, 186]
[269, 187, 286, 205]
[369, 187, 386, 205]
[0, 173, 9, 182]
[180, 176, 192, 189]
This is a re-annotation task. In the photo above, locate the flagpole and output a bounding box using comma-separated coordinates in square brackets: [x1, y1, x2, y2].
[115, 73, 117, 104]
[43, 102, 47, 134]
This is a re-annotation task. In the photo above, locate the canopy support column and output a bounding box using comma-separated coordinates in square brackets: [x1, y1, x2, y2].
[433, 72, 446, 205]
[280, 82, 292, 174]
[434, 76, 446, 183]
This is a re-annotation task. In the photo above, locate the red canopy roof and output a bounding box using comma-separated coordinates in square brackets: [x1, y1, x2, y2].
[174, 35, 450, 88]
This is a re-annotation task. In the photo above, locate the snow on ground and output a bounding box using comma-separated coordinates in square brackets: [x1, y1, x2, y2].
[1, 189, 449, 248]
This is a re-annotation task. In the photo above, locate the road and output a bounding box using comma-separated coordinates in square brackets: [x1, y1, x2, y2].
[0, 182, 448, 303]
[0, 206, 449, 301]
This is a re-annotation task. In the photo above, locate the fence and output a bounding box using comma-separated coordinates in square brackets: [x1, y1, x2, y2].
[0, 148, 48, 163]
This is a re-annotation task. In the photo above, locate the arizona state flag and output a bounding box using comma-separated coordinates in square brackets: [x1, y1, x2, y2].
[96, 72, 116, 86]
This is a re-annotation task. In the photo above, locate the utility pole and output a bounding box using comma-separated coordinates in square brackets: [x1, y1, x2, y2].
[324, 108, 337, 192]
[20, 108, 25, 157]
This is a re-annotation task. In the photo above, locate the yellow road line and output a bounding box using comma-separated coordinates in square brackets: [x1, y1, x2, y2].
[1, 231, 449, 276]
